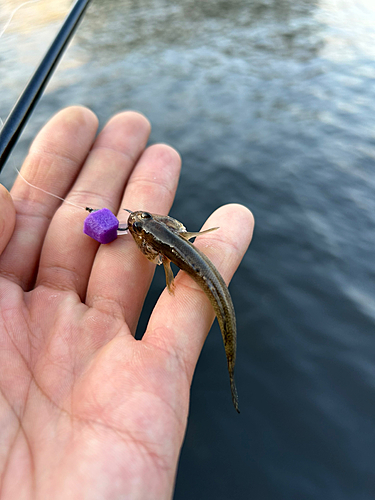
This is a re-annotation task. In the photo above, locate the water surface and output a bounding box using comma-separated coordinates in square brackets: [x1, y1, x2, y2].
[1, 1, 375, 498]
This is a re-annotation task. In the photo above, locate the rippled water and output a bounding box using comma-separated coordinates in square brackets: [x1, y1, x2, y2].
[1, 0, 375, 498]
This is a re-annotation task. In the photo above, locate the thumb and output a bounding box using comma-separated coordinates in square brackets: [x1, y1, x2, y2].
[0, 184, 16, 256]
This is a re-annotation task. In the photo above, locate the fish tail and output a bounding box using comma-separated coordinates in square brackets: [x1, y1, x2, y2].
[230, 375, 240, 413]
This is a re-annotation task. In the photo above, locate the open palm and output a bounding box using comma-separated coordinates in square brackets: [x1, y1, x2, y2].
[0, 107, 253, 499]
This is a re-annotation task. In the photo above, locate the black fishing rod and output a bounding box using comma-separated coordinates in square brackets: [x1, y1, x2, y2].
[0, 0, 93, 173]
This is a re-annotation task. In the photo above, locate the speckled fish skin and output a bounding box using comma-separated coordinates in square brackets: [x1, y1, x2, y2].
[127, 210, 239, 413]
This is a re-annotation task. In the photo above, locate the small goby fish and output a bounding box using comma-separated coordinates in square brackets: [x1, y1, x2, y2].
[126, 210, 240, 413]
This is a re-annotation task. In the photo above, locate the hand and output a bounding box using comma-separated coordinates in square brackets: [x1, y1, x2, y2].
[0, 107, 254, 499]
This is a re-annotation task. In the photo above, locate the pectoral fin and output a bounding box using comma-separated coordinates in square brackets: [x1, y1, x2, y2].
[149, 253, 163, 265]
[180, 227, 219, 241]
[162, 256, 175, 295]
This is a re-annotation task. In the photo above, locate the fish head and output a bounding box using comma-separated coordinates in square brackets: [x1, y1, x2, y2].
[127, 210, 153, 243]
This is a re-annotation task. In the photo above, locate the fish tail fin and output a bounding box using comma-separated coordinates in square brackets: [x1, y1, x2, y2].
[230, 376, 240, 413]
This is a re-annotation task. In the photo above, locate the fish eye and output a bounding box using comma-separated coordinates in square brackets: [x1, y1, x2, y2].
[140, 212, 152, 219]
[132, 220, 143, 232]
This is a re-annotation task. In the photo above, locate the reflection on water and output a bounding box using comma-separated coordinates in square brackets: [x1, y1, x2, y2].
[1, 1, 375, 499]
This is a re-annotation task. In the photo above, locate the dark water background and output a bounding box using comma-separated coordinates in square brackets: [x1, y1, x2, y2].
[1, 0, 375, 498]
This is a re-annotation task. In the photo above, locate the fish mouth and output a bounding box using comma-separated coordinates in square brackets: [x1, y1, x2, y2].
[117, 209, 133, 232]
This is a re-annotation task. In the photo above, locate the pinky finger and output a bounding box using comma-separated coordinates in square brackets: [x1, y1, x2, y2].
[0, 185, 16, 257]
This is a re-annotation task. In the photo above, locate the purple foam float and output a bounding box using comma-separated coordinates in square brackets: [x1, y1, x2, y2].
[83, 208, 119, 244]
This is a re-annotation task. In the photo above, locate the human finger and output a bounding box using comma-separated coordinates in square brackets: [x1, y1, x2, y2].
[85, 143, 181, 331]
[0, 185, 16, 257]
[36, 111, 151, 299]
[0, 106, 98, 290]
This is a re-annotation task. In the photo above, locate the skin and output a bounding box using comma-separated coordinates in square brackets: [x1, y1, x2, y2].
[0, 106, 254, 500]
[127, 211, 240, 412]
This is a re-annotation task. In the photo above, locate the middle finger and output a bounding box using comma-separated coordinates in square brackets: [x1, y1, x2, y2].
[86, 142, 181, 333]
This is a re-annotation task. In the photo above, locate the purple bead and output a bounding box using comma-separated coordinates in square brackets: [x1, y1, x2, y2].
[83, 208, 119, 244]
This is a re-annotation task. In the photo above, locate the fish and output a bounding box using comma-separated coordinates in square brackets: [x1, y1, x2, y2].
[126, 210, 240, 413]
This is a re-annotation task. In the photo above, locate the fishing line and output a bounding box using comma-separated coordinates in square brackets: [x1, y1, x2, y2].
[0, 0, 79, 208]
[0, 0, 42, 39]
[0, 1, 123, 235]
[14, 167, 86, 210]
[0, 117, 85, 211]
